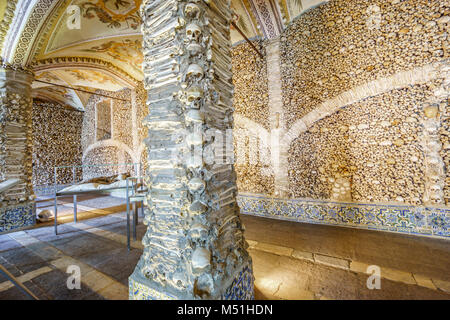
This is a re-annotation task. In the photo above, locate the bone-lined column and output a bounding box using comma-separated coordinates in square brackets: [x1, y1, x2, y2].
[0, 62, 35, 233]
[266, 39, 289, 197]
[129, 0, 254, 300]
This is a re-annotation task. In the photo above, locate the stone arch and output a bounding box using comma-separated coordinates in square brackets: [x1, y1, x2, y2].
[82, 140, 139, 180]
[82, 139, 138, 164]
[234, 114, 271, 167]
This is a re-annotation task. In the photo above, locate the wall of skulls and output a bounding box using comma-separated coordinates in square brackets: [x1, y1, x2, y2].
[32, 100, 83, 187]
[442, 106, 450, 205]
[232, 41, 274, 195]
[82, 89, 133, 152]
[0, 70, 33, 205]
[232, 41, 270, 130]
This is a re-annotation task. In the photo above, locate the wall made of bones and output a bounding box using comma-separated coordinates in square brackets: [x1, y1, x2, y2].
[32, 100, 83, 188]
[232, 41, 274, 195]
[81, 87, 147, 180]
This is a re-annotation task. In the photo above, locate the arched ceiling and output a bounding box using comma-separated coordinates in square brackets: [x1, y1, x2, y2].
[3, 0, 326, 110]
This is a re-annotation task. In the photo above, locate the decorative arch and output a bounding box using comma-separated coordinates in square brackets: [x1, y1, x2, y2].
[82, 139, 139, 165]
[33, 56, 139, 89]
[282, 62, 445, 148]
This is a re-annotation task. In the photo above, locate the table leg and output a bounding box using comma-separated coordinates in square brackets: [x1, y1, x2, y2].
[73, 195, 77, 223]
[126, 193, 130, 251]
[133, 202, 137, 241]
[54, 196, 58, 235]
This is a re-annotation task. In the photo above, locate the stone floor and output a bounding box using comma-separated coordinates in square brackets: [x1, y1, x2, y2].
[0, 195, 449, 300]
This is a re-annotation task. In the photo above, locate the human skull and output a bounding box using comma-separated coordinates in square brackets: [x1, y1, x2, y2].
[187, 43, 202, 55]
[186, 23, 202, 43]
[186, 64, 204, 81]
[429, 175, 441, 183]
[184, 3, 201, 19]
[172, 272, 188, 289]
[428, 141, 442, 152]
[189, 200, 207, 215]
[186, 154, 203, 169]
[429, 192, 443, 203]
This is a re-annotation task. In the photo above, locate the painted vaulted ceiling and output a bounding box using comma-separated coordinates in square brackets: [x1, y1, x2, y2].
[3, 0, 326, 110]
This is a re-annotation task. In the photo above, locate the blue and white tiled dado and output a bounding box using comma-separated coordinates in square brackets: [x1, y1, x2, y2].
[221, 264, 254, 300]
[0, 202, 35, 233]
[237, 194, 450, 239]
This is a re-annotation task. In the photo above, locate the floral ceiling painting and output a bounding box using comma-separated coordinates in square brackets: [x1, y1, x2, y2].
[65, 69, 125, 91]
[44, 0, 142, 54]
[80, 0, 141, 30]
[82, 38, 143, 74]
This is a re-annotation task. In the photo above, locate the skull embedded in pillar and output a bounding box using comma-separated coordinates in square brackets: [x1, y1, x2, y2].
[186, 23, 202, 44]
[186, 64, 204, 82]
[186, 86, 203, 109]
[184, 3, 201, 19]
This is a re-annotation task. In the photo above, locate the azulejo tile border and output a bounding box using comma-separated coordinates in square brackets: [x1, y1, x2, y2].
[237, 194, 450, 239]
[129, 278, 177, 300]
[221, 263, 255, 300]
[0, 202, 35, 233]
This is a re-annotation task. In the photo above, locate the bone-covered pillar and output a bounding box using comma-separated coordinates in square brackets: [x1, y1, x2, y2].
[129, 0, 254, 300]
[0, 61, 35, 233]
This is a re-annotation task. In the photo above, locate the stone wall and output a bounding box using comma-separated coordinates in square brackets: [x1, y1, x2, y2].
[83, 146, 133, 179]
[32, 100, 83, 187]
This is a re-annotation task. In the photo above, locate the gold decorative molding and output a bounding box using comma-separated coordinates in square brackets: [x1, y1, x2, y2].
[30, 1, 69, 64]
[0, 0, 19, 56]
[0, 57, 35, 76]
[32, 56, 139, 88]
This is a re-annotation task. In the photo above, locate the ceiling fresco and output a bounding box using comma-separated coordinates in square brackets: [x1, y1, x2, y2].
[45, 0, 141, 53]
[4, 0, 326, 110]
[32, 83, 86, 111]
[42, 35, 144, 81]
